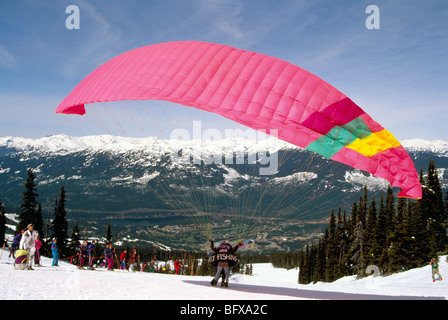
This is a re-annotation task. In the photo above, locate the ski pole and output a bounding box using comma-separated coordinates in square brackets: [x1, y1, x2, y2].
[0, 243, 5, 264]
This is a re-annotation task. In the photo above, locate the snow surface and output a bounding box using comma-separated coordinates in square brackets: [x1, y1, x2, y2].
[0, 251, 446, 300]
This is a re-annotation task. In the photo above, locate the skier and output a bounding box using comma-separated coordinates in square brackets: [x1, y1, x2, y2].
[19, 224, 39, 270]
[209, 239, 241, 287]
[51, 238, 59, 266]
[429, 258, 443, 282]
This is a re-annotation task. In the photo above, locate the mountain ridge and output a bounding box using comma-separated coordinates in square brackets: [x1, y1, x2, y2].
[1, 134, 447, 251]
[2, 134, 448, 153]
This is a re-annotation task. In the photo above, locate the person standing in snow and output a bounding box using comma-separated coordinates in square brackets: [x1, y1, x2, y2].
[209, 239, 241, 287]
[119, 250, 127, 270]
[174, 260, 182, 275]
[87, 240, 96, 269]
[429, 258, 443, 282]
[105, 243, 115, 271]
[19, 224, 39, 270]
[129, 248, 140, 272]
[51, 238, 59, 266]
[34, 235, 42, 266]
[77, 240, 88, 268]
[9, 229, 24, 258]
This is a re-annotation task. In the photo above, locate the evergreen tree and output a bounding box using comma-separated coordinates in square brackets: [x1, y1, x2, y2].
[407, 200, 429, 266]
[325, 210, 338, 282]
[297, 158, 447, 282]
[17, 169, 39, 232]
[106, 223, 112, 243]
[51, 187, 69, 258]
[444, 190, 448, 217]
[376, 194, 389, 271]
[350, 220, 366, 278]
[314, 234, 327, 282]
[358, 186, 368, 226]
[34, 203, 44, 241]
[298, 244, 311, 284]
[0, 200, 6, 247]
[421, 160, 447, 251]
[365, 196, 378, 265]
[69, 223, 81, 256]
[387, 198, 409, 274]
[336, 210, 350, 278]
[384, 186, 396, 236]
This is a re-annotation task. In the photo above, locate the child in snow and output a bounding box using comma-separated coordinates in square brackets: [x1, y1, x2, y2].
[51, 238, 59, 266]
[429, 258, 443, 282]
[34, 235, 42, 266]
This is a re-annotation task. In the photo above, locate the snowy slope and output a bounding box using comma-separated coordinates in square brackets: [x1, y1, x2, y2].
[0, 251, 445, 301]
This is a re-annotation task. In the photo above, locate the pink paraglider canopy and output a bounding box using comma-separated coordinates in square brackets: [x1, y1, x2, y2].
[56, 41, 421, 199]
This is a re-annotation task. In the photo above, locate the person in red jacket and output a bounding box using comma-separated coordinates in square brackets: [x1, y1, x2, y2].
[119, 250, 127, 270]
[174, 260, 182, 275]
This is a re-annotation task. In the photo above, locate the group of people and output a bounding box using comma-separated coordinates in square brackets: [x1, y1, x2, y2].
[75, 241, 121, 271]
[75, 242, 142, 272]
[7, 228, 444, 285]
[9, 224, 59, 270]
[76, 240, 96, 269]
[118, 248, 141, 271]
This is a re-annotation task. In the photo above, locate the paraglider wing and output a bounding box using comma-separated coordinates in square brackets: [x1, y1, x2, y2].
[56, 41, 422, 199]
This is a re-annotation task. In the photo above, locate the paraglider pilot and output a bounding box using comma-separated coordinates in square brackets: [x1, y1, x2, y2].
[209, 239, 241, 287]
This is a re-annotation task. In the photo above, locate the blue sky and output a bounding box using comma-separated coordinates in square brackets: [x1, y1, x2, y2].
[0, 0, 447, 141]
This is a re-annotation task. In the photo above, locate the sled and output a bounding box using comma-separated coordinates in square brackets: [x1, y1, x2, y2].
[14, 250, 29, 270]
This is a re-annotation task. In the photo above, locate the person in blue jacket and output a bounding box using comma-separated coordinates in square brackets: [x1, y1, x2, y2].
[51, 238, 59, 266]
[9, 229, 24, 258]
[87, 240, 96, 268]
[105, 243, 115, 271]
[77, 240, 88, 268]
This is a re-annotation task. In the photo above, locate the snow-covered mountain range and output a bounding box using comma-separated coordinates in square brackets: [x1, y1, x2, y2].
[1, 134, 447, 212]
[0, 135, 447, 250]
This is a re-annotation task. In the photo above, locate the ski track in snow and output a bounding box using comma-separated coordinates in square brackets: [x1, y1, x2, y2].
[0, 253, 446, 300]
